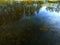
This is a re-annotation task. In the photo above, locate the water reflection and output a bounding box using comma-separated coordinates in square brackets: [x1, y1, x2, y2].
[34, 6, 60, 31]
[0, 2, 60, 45]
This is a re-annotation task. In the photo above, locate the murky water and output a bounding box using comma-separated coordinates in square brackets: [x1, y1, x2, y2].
[0, 3, 60, 45]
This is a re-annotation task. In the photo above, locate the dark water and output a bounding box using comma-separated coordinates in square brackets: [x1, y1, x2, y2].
[0, 6, 60, 45]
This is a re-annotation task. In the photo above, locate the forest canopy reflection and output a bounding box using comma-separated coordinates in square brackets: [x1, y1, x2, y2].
[0, 1, 60, 45]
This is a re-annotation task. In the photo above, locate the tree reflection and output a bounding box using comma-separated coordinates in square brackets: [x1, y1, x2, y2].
[46, 3, 60, 12]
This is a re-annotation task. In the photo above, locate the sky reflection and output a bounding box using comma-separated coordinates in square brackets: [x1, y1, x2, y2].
[35, 6, 60, 29]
